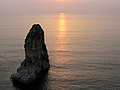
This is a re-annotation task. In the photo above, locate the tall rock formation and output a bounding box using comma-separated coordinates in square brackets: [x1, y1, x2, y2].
[11, 24, 50, 84]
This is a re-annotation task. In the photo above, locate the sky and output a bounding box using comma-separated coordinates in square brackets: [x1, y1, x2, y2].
[0, 0, 119, 16]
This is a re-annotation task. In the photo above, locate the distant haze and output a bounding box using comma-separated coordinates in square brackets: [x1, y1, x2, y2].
[0, 0, 119, 16]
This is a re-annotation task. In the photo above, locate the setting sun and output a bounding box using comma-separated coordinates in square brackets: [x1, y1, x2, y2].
[54, 0, 73, 2]
[0, 0, 119, 90]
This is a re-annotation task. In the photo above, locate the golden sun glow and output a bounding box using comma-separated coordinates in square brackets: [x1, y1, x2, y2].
[52, 13, 71, 66]
[54, 0, 72, 2]
[57, 13, 66, 51]
[59, 13, 65, 32]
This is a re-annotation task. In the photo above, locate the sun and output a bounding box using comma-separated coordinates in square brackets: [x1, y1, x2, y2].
[54, 0, 71, 2]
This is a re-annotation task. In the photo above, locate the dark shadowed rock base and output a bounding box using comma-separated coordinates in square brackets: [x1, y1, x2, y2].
[12, 72, 49, 90]
[11, 24, 50, 85]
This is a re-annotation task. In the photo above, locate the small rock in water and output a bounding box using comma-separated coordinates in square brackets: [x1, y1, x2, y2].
[11, 24, 50, 85]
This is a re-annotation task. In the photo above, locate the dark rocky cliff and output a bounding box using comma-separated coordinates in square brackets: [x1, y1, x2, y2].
[11, 24, 50, 84]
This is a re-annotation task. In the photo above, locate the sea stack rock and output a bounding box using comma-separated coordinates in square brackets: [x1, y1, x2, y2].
[11, 24, 50, 84]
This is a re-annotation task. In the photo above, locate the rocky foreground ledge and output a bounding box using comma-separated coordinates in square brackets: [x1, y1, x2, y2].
[11, 24, 50, 85]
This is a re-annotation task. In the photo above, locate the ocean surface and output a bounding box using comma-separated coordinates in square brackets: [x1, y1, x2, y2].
[0, 14, 120, 90]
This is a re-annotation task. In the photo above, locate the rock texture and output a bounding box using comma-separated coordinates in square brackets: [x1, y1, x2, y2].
[11, 24, 50, 84]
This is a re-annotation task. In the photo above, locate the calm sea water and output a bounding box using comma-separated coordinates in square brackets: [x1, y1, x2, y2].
[0, 14, 120, 90]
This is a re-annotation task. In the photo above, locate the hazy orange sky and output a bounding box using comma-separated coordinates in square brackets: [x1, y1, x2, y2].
[0, 0, 119, 16]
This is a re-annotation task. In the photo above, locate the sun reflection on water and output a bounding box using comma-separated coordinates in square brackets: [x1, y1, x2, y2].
[52, 13, 72, 65]
[51, 13, 73, 87]
[57, 13, 67, 51]
[59, 13, 65, 32]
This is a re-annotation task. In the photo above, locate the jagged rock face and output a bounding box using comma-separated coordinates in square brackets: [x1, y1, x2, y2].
[11, 24, 50, 84]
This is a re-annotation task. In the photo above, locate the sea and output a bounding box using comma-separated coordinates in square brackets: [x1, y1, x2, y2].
[0, 13, 120, 90]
